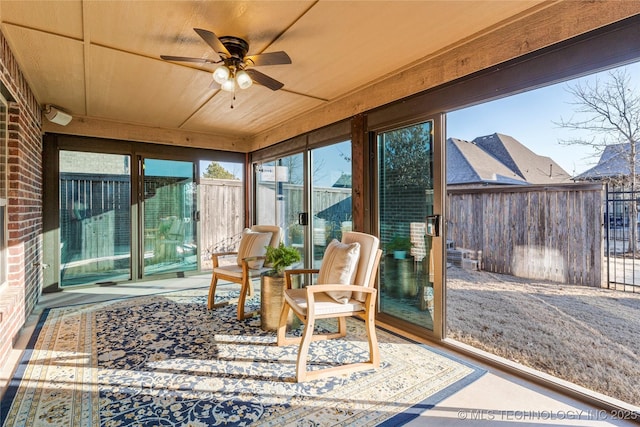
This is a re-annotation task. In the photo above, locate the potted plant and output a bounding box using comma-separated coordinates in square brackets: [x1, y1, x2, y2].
[386, 235, 413, 259]
[261, 242, 302, 331]
[264, 242, 302, 276]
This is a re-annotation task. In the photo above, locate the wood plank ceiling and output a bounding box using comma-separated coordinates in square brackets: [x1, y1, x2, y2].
[0, 1, 549, 151]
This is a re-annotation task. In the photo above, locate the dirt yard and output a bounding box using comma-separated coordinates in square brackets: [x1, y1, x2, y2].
[446, 266, 640, 407]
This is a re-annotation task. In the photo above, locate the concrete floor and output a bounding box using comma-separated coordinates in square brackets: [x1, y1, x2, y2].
[1, 274, 637, 426]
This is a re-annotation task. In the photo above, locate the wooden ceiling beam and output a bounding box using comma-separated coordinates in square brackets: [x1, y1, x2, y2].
[42, 115, 249, 152]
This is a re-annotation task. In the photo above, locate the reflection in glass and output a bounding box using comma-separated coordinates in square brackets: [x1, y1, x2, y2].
[378, 121, 434, 331]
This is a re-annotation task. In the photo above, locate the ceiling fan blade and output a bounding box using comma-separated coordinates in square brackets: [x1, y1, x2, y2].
[160, 55, 217, 64]
[194, 28, 229, 60]
[245, 69, 284, 91]
[245, 51, 292, 66]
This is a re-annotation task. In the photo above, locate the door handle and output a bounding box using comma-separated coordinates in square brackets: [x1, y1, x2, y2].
[298, 212, 308, 226]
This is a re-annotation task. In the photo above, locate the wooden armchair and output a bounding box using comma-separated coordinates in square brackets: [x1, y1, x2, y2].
[276, 231, 382, 382]
[208, 225, 281, 320]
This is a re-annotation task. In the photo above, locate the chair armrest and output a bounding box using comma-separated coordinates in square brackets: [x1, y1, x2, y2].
[306, 284, 376, 295]
[285, 268, 319, 275]
[212, 251, 238, 258]
[284, 268, 320, 288]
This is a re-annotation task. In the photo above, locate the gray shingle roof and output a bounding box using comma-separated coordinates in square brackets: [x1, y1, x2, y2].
[474, 133, 572, 184]
[574, 143, 637, 181]
[447, 137, 527, 185]
[448, 133, 572, 186]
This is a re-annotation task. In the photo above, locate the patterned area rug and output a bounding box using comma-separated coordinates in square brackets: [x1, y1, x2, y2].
[1, 288, 484, 426]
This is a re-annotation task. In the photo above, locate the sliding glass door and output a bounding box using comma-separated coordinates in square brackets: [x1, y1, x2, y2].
[59, 151, 132, 286]
[254, 140, 352, 270]
[256, 155, 305, 265]
[142, 158, 197, 276]
[377, 120, 437, 333]
[50, 137, 245, 289]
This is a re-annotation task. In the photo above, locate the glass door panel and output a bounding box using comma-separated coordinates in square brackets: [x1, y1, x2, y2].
[199, 160, 245, 270]
[378, 121, 435, 331]
[59, 151, 131, 286]
[311, 141, 352, 268]
[256, 161, 278, 228]
[256, 155, 305, 265]
[142, 158, 197, 276]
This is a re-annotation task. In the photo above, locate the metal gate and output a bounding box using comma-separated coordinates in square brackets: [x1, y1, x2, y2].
[605, 183, 640, 292]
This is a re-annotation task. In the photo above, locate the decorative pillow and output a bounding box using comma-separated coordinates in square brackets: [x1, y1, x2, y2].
[317, 239, 361, 303]
[237, 228, 272, 269]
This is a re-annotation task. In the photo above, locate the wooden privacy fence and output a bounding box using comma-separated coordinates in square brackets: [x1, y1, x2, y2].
[80, 211, 115, 271]
[447, 183, 604, 287]
[200, 180, 350, 261]
[255, 182, 352, 239]
[199, 178, 245, 257]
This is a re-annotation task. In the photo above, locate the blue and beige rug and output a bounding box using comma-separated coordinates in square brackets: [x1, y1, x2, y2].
[1, 288, 484, 426]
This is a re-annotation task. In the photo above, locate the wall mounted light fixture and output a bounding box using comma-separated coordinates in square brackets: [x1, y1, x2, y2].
[43, 104, 72, 126]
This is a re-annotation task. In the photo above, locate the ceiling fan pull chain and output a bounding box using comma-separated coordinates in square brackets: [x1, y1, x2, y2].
[230, 69, 237, 109]
[230, 89, 236, 109]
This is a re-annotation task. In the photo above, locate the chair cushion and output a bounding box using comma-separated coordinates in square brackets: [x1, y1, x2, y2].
[284, 288, 364, 315]
[213, 264, 268, 278]
[317, 239, 360, 303]
[237, 228, 272, 269]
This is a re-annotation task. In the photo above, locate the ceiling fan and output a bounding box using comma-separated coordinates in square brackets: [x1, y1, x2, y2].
[161, 28, 291, 92]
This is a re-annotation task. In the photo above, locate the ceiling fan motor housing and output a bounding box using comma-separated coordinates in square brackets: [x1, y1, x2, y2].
[219, 36, 249, 61]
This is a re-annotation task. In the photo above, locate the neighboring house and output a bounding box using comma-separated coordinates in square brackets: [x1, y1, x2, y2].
[574, 143, 640, 227]
[573, 143, 637, 181]
[447, 133, 572, 187]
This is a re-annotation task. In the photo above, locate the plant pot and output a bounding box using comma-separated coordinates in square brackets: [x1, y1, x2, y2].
[260, 274, 299, 331]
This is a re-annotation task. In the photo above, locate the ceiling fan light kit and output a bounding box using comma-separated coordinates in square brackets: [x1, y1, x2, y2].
[161, 28, 291, 107]
[221, 76, 236, 92]
[213, 65, 253, 92]
[212, 65, 230, 84]
[235, 70, 253, 90]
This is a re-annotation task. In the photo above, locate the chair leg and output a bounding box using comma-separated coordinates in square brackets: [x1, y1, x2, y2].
[237, 276, 253, 320]
[207, 274, 219, 310]
[296, 318, 315, 382]
[277, 303, 303, 346]
[276, 303, 290, 345]
[337, 317, 347, 338]
[365, 311, 380, 367]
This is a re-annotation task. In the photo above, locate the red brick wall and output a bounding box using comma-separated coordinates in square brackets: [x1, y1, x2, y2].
[0, 29, 43, 372]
